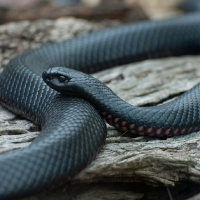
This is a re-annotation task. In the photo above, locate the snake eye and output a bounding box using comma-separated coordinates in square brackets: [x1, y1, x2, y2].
[46, 74, 53, 81]
[59, 75, 67, 83]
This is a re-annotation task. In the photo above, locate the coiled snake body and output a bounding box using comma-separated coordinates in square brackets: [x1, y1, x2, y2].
[0, 13, 200, 199]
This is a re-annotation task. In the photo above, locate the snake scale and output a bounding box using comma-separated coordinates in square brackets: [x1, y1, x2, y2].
[0, 11, 200, 199]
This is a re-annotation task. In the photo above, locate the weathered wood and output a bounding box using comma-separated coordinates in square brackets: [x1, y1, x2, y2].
[1, 17, 200, 199]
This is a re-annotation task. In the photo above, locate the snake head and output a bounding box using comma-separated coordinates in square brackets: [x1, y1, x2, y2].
[43, 67, 119, 112]
[42, 67, 91, 96]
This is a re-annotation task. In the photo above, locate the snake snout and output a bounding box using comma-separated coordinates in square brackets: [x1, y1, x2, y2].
[42, 67, 74, 94]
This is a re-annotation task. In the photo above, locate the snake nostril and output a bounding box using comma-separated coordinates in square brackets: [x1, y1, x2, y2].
[46, 74, 53, 81]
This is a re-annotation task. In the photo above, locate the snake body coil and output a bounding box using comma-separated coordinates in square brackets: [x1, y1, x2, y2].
[0, 13, 200, 199]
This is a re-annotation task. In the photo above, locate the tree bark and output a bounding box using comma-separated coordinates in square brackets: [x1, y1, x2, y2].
[1, 17, 200, 200]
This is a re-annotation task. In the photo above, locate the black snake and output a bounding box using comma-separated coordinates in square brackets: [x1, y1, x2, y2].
[0, 12, 200, 199]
